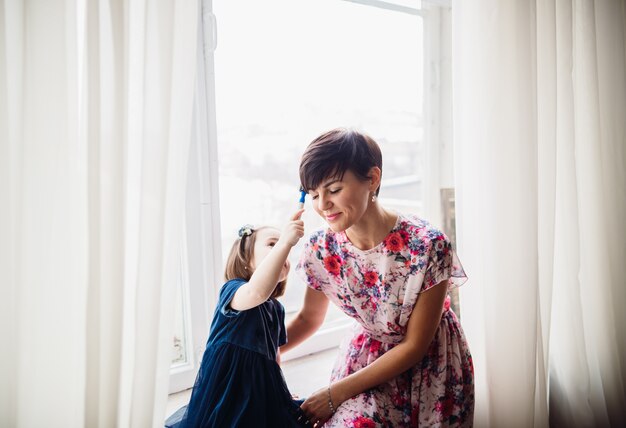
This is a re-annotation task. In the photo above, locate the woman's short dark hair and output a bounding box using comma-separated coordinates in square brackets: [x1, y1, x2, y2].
[299, 128, 383, 195]
[224, 226, 286, 299]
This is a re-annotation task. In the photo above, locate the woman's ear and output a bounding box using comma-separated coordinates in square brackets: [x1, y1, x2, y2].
[368, 166, 382, 192]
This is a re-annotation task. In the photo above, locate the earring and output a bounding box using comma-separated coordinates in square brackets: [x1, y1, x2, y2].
[371, 194, 377, 203]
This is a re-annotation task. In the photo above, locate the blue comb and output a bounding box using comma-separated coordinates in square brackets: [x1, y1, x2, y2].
[298, 187, 306, 209]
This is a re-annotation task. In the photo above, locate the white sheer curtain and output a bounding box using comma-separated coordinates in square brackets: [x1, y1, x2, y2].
[453, 0, 626, 426]
[0, 1, 198, 426]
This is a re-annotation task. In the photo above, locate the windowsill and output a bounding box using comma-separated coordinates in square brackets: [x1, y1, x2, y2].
[165, 347, 339, 419]
[281, 319, 350, 362]
[282, 346, 338, 398]
[165, 388, 192, 420]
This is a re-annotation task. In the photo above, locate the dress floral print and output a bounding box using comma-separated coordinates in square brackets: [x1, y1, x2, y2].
[296, 214, 474, 427]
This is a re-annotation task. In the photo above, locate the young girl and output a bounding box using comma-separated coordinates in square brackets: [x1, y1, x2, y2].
[175, 210, 309, 428]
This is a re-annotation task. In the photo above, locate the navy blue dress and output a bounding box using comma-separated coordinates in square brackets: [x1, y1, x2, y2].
[175, 279, 307, 428]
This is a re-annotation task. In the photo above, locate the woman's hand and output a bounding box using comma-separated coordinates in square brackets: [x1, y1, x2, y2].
[300, 386, 337, 427]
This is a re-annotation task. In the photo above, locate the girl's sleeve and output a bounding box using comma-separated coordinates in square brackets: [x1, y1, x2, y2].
[295, 233, 330, 292]
[218, 279, 247, 317]
[422, 231, 468, 293]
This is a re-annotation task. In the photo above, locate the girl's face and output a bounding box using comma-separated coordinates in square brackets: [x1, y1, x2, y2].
[250, 227, 290, 281]
[308, 169, 374, 233]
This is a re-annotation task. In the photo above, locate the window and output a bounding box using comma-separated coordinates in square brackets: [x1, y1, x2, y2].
[170, 0, 455, 391]
[169, 0, 222, 393]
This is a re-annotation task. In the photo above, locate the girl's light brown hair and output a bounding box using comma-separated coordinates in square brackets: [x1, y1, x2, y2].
[223, 226, 287, 299]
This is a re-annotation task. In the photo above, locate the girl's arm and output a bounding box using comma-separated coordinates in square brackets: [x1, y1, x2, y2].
[300, 279, 448, 425]
[230, 210, 304, 311]
[280, 287, 329, 354]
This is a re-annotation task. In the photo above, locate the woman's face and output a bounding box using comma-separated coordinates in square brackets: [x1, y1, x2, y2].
[308, 169, 373, 232]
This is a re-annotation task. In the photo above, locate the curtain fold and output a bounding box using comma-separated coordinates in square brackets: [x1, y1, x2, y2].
[453, 0, 626, 426]
[0, 0, 199, 426]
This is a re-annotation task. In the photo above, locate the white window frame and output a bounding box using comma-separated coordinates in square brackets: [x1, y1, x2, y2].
[422, 0, 454, 228]
[169, 0, 222, 394]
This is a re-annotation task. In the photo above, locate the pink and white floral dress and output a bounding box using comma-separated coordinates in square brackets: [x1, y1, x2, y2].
[296, 213, 474, 427]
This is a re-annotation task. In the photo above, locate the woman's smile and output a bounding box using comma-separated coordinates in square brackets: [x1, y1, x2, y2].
[325, 212, 341, 222]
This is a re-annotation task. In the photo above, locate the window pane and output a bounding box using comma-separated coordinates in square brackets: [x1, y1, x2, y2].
[214, 0, 424, 320]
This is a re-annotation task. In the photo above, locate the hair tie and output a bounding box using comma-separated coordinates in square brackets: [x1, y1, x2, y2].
[238, 224, 254, 238]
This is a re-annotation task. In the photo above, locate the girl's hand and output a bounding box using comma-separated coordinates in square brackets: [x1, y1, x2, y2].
[300, 386, 337, 427]
[278, 209, 305, 248]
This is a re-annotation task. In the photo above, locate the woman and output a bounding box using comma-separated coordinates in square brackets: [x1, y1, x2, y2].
[281, 128, 474, 427]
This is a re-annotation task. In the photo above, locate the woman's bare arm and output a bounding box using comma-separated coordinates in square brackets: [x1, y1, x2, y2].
[280, 287, 329, 354]
[300, 280, 448, 424]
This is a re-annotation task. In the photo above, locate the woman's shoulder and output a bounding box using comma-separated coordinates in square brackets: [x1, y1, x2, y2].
[397, 213, 448, 241]
[303, 226, 340, 249]
[306, 225, 334, 239]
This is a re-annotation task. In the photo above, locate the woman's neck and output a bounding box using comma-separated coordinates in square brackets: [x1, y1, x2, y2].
[345, 204, 397, 251]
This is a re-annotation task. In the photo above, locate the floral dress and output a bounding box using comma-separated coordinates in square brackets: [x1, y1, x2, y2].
[296, 214, 474, 427]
